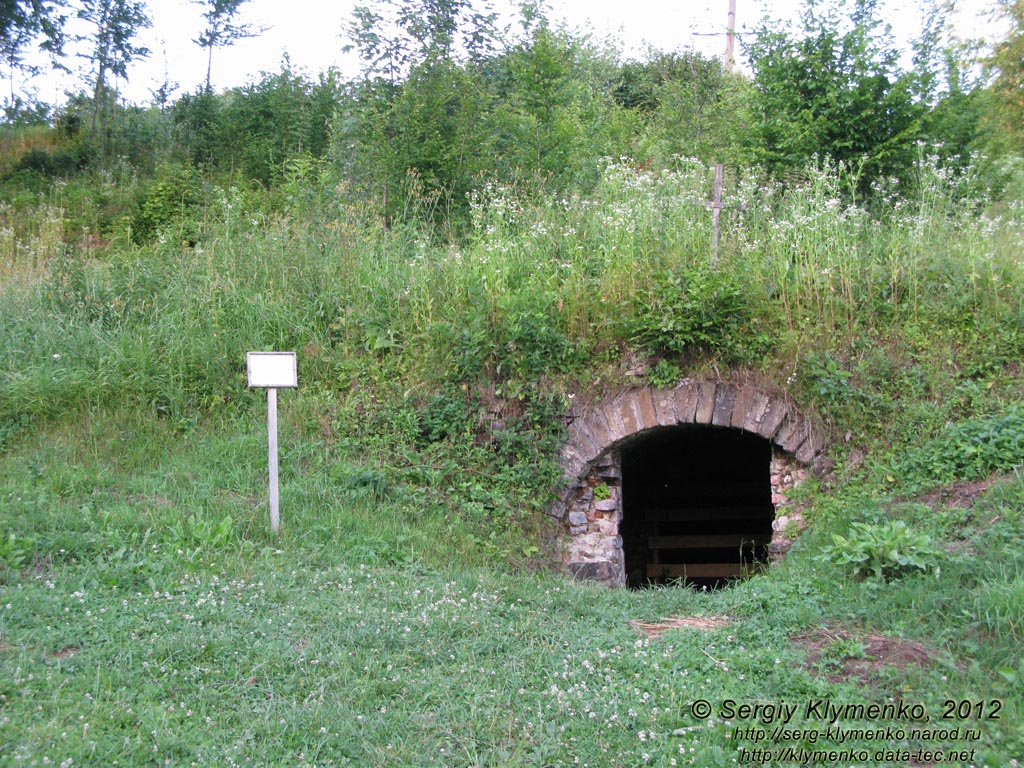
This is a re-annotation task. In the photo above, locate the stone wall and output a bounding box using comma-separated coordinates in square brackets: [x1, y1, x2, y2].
[550, 380, 828, 587]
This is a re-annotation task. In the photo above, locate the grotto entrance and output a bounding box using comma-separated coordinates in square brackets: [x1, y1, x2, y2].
[554, 382, 827, 588]
[620, 426, 774, 589]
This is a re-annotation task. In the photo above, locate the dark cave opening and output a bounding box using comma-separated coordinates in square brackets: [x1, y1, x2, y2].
[620, 426, 775, 589]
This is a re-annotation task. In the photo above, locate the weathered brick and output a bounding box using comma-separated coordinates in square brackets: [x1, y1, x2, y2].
[599, 398, 627, 443]
[712, 383, 738, 427]
[778, 416, 811, 453]
[586, 408, 615, 451]
[652, 388, 678, 426]
[635, 388, 658, 430]
[615, 393, 642, 436]
[772, 415, 798, 450]
[673, 379, 700, 423]
[566, 420, 600, 463]
[549, 500, 567, 519]
[742, 392, 771, 432]
[558, 443, 587, 480]
[730, 386, 757, 429]
[795, 433, 820, 464]
[695, 380, 718, 424]
[757, 399, 790, 440]
[568, 561, 617, 583]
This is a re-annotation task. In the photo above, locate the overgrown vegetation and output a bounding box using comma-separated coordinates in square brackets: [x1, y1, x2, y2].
[1, 0, 1023, 764]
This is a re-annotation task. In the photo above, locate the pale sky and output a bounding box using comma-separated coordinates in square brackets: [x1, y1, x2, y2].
[18, 0, 1007, 107]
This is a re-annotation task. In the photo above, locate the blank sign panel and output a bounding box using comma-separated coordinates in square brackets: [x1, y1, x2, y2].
[247, 351, 298, 388]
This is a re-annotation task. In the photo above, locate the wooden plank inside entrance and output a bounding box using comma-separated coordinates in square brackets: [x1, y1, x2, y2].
[646, 563, 762, 578]
[648, 533, 771, 549]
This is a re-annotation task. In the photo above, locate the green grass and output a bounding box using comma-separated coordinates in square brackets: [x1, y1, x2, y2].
[1, 407, 1023, 766]
[1, 156, 1023, 765]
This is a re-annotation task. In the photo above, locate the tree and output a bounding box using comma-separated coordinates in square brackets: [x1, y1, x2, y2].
[0, 0, 66, 164]
[0, 0, 66, 85]
[77, 0, 151, 152]
[192, 0, 265, 90]
[1, 1, 66, 112]
[614, 50, 749, 166]
[340, 0, 499, 230]
[744, 0, 922, 190]
[485, 19, 602, 187]
[985, 0, 1024, 153]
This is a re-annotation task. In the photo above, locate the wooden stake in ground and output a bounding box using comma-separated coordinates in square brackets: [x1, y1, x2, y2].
[246, 352, 298, 533]
[702, 164, 747, 266]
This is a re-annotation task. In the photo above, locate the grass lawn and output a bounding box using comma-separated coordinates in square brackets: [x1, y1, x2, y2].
[1, 414, 1022, 767]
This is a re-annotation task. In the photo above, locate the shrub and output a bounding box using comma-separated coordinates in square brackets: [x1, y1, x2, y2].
[892, 404, 1024, 490]
[132, 163, 205, 244]
[820, 520, 941, 581]
[12, 142, 94, 178]
[626, 264, 752, 360]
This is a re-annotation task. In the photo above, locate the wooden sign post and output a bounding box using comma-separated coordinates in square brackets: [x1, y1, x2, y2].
[701, 164, 746, 267]
[246, 352, 298, 533]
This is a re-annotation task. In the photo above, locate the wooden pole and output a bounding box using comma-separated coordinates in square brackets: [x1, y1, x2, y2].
[726, 0, 737, 73]
[711, 163, 724, 266]
[268, 387, 280, 533]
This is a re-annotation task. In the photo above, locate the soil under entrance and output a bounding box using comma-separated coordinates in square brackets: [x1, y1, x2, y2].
[620, 426, 775, 589]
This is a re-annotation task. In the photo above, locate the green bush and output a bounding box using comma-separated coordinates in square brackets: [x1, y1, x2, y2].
[132, 163, 205, 244]
[417, 387, 477, 445]
[892, 404, 1024, 490]
[12, 142, 95, 178]
[820, 520, 941, 581]
[626, 264, 752, 360]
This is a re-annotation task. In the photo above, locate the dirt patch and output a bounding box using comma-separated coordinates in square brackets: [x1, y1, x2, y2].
[48, 645, 81, 659]
[918, 476, 1000, 509]
[794, 627, 939, 686]
[630, 616, 733, 638]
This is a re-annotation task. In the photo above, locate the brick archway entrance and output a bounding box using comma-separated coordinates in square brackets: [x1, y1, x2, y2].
[551, 380, 828, 587]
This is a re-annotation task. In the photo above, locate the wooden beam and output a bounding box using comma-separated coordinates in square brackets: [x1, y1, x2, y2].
[640, 506, 774, 522]
[648, 534, 771, 549]
[646, 563, 763, 579]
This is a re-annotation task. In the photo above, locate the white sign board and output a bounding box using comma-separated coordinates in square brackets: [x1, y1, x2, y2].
[246, 351, 297, 534]
[247, 351, 298, 389]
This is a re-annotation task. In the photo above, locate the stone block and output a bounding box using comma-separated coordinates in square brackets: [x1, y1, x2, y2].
[742, 392, 771, 432]
[730, 386, 757, 429]
[673, 379, 700, 423]
[812, 455, 834, 478]
[615, 393, 643, 436]
[695, 380, 718, 424]
[756, 399, 790, 440]
[599, 398, 628, 443]
[587, 409, 615, 453]
[566, 421, 601, 463]
[795, 434, 820, 464]
[712, 383, 738, 426]
[568, 560, 617, 585]
[778, 417, 811, 453]
[652, 388, 678, 426]
[557, 445, 587, 482]
[594, 498, 618, 513]
[635, 388, 658, 430]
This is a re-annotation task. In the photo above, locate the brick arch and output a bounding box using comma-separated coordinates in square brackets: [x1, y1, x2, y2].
[551, 380, 828, 587]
